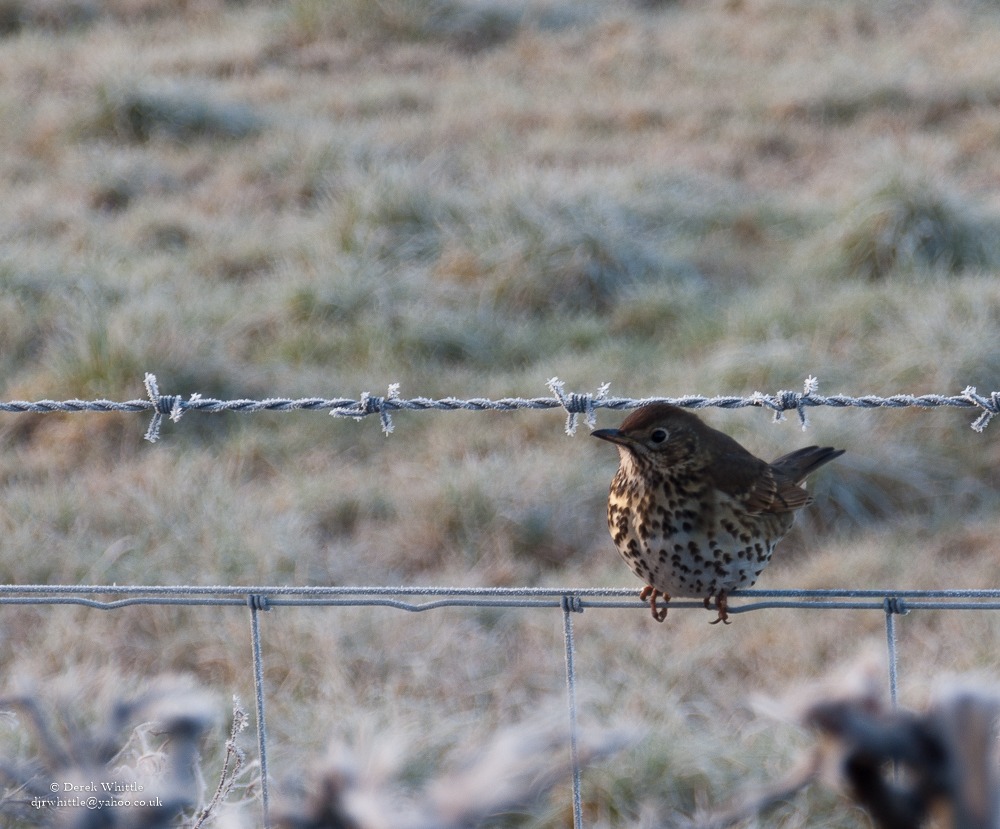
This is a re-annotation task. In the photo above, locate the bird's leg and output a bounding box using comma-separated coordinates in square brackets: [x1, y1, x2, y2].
[703, 597, 712, 611]
[709, 590, 730, 625]
[639, 585, 669, 622]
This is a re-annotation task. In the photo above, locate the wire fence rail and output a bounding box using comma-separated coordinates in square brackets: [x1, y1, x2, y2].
[0, 583, 993, 827]
[1, 376, 997, 826]
[0, 374, 998, 440]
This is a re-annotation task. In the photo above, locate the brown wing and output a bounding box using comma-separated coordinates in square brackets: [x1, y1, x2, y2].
[706, 452, 798, 514]
[708, 447, 844, 514]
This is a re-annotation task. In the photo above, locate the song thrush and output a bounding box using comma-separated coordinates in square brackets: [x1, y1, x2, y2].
[593, 403, 844, 624]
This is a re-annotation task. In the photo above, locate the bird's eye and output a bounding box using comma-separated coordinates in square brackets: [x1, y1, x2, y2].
[650, 429, 667, 444]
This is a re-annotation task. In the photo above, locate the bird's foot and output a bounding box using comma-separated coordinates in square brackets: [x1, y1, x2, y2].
[639, 585, 669, 622]
[709, 590, 730, 625]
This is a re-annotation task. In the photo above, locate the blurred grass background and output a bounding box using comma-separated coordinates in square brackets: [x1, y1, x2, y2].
[1, 0, 1000, 825]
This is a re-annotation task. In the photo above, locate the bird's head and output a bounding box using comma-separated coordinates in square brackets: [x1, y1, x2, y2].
[592, 403, 704, 470]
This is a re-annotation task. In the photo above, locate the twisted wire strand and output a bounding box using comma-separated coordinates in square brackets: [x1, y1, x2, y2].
[0, 374, 997, 441]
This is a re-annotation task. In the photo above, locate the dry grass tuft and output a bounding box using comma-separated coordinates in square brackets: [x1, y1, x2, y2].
[286, 0, 525, 52]
[87, 86, 264, 144]
[835, 174, 1000, 279]
[0, 0, 98, 33]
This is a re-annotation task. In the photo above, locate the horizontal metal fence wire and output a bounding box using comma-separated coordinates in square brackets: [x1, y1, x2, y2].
[0, 374, 997, 440]
[1, 377, 996, 826]
[5, 584, 1000, 610]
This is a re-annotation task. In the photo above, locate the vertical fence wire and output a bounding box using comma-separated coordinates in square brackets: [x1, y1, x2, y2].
[883, 598, 900, 783]
[883, 598, 904, 710]
[561, 596, 584, 829]
[248, 596, 272, 828]
[885, 612, 898, 709]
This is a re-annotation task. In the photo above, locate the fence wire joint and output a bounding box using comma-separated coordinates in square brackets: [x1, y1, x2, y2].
[247, 595, 271, 612]
[561, 595, 584, 613]
[883, 597, 909, 615]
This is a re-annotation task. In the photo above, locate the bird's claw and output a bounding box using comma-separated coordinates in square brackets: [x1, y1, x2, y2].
[708, 590, 730, 625]
[640, 586, 669, 622]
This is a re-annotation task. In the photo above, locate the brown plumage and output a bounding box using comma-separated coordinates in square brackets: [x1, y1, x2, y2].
[593, 403, 844, 623]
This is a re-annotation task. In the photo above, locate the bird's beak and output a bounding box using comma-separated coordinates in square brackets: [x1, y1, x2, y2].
[591, 428, 633, 446]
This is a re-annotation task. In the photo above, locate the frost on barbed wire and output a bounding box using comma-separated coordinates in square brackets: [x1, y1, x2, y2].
[0, 374, 998, 442]
[547, 377, 611, 436]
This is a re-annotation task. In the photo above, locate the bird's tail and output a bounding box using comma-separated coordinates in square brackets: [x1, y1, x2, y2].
[770, 446, 845, 485]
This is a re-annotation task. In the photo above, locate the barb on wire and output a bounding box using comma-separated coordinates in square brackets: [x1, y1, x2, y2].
[144, 372, 200, 443]
[1, 374, 998, 442]
[961, 386, 1000, 433]
[330, 382, 401, 435]
[548, 378, 611, 436]
[757, 376, 819, 430]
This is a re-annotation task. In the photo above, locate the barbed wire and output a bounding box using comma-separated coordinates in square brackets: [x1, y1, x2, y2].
[0, 374, 997, 441]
